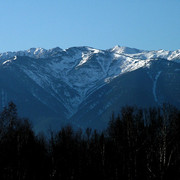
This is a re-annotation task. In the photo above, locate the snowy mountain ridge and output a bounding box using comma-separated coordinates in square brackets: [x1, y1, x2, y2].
[1, 45, 180, 61]
[1, 46, 180, 111]
[0, 45, 180, 131]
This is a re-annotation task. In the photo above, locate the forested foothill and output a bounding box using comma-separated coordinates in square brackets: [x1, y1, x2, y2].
[0, 102, 180, 180]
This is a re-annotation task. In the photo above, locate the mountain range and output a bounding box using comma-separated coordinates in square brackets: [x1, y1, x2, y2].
[0, 46, 180, 132]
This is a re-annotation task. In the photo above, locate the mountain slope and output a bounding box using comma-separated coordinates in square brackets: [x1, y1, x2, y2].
[0, 46, 180, 131]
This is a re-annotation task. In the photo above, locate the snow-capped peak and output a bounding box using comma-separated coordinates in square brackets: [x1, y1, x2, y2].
[0, 45, 180, 119]
[0, 47, 65, 62]
[1, 46, 180, 61]
[110, 45, 144, 54]
[24, 48, 47, 58]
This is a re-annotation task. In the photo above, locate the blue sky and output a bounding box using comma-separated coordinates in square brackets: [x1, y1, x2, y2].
[0, 0, 180, 52]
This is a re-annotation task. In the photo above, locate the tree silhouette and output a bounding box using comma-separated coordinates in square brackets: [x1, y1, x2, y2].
[0, 102, 180, 180]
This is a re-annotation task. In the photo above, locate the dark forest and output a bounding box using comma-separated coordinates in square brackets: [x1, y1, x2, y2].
[0, 102, 180, 180]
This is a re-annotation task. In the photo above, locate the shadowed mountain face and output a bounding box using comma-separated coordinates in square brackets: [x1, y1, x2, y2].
[0, 46, 180, 132]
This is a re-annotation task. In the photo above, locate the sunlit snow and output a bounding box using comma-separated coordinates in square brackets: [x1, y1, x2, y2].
[0, 46, 180, 117]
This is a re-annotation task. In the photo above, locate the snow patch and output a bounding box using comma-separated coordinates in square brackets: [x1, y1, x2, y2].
[2, 60, 12, 65]
[153, 71, 162, 103]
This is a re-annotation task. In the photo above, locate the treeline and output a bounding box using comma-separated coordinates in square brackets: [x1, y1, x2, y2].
[0, 102, 180, 180]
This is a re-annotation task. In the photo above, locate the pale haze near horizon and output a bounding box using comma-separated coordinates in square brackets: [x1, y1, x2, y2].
[0, 0, 180, 53]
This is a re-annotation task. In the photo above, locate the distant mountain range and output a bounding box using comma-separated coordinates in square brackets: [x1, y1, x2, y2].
[0, 46, 180, 132]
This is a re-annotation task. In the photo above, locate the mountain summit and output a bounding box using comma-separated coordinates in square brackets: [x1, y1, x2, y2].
[0, 46, 180, 131]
